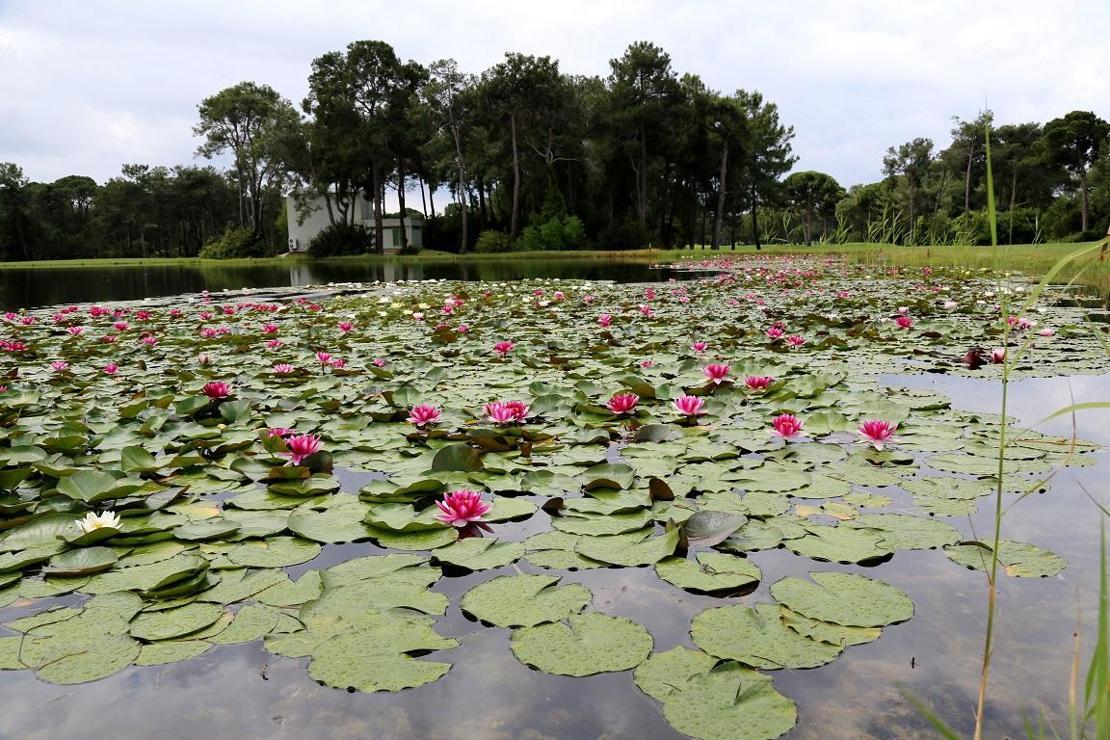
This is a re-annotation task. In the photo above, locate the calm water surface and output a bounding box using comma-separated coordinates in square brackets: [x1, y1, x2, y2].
[0, 259, 696, 309]
[0, 372, 1103, 739]
[0, 268, 1105, 738]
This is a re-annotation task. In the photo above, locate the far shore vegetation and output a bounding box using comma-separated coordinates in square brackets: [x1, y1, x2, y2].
[1, 39, 1109, 268]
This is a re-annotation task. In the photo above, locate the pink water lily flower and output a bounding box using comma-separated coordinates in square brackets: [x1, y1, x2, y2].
[597, 313, 612, 328]
[770, 414, 804, 440]
[691, 341, 708, 353]
[703, 363, 730, 384]
[485, 400, 529, 424]
[196, 353, 212, 366]
[284, 433, 323, 466]
[640, 359, 655, 369]
[786, 334, 806, 347]
[408, 403, 442, 427]
[67, 326, 84, 336]
[273, 363, 295, 375]
[456, 324, 469, 334]
[50, 360, 69, 372]
[744, 375, 774, 392]
[990, 348, 1006, 364]
[1037, 328, 1055, 337]
[895, 315, 914, 329]
[112, 321, 128, 331]
[262, 323, 279, 334]
[606, 392, 639, 415]
[315, 351, 332, 364]
[858, 419, 897, 450]
[202, 381, 230, 399]
[266, 339, 283, 349]
[639, 304, 655, 318]
[338, 321, 354, 333]
[435, 489, 493, 527]
[673, 394, 705, 417]
[372, 358, 387, 367]
[268, 427, 294, 438]
[103, 362, 119, 376]
[493, 341, 515, 357]
[140, 335, 158, 346]
[766, 326, 784, 339]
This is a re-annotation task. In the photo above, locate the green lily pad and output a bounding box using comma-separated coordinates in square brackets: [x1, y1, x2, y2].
[432, 538, 524, 571]
[461, 574, 591, 627]
[660, 662, 798, 740]
[575, 527, 681, 567]
[691, 602, 843, 669]
[129, 602, 224, 641]
[510, 612, 652, 676]
[655, 552, 760, 593]
[770, 571, 914, 627]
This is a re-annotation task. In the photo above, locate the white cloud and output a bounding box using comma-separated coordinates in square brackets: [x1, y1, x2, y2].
[0, 0, 1106, 187]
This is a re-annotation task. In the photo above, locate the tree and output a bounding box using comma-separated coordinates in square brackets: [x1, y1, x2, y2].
[0, 163, 33, 260]
[882, 137, 934, 243]
[783, 171, 844, 245]
[607, 42, 680, 229]
[424, 59, 476, 252]
[708, 93, 747, 250]
[481, 52, 564, 243]
[942, 112, 992, 214]
[194, 81, 299, 241]
[1043, 110, 1110, 232]
[736, 90, 796, 248]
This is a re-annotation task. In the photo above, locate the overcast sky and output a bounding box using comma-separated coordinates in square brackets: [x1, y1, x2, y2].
[2, 0, 1108, 189]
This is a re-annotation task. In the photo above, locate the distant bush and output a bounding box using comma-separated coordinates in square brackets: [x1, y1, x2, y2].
[517, 215, 585, 251]
[594, 219, 653, 250]
[199, 227, 273, 259]
[307, 223, 374, 257]
[475, 229, 511, 253]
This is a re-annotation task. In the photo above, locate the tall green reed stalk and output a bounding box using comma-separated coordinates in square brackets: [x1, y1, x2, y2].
[973, 111, 1004, 740]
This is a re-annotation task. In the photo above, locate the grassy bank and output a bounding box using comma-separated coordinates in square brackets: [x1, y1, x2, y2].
[0, 242, 1104, 291]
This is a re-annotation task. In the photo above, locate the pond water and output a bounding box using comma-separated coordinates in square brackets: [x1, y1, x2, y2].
[0, 264, 1105, 740]
[0, 259, 691, 309]
[0, 372, 1103, 739]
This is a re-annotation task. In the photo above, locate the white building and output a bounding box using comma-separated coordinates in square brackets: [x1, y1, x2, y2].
[285, 192, 423, 252]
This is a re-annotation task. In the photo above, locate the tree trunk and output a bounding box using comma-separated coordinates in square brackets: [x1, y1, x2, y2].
[1079, 167, 1089, 232]
[509, 110, 521, 243]
[750, 181, 762, 249]
[454, 127, 468, 253]
[397, 165, 408, 251]
[371, 161, 384, 254]
[477, 181, 488, 227]
[429, 187, 436, 219]
[419, 178, 428, 219]
[907, 183, 916, 245]
[712, 143, 728, 250]
[638, 126, 649, 226]
[804, 202, 813, 246]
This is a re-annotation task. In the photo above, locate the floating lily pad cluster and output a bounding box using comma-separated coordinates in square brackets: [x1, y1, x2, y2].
[0, 258, 1101, 740]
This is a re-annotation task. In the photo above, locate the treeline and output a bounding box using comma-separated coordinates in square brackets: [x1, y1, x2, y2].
[788, 111, 1110, 247]
[0, 40, 1106, 261]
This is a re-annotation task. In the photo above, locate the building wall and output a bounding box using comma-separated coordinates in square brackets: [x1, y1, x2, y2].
[286, 193, 422, 251]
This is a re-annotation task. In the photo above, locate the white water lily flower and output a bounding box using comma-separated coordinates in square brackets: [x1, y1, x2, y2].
[76, 510, 121, 534]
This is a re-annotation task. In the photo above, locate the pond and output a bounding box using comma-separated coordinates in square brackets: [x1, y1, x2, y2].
[0, 257, 1105, 739]
[0, 258, 696, 309]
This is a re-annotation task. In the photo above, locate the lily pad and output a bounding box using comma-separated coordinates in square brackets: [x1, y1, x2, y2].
[510, 612, 652, 676]
[460, 574, 591, 627]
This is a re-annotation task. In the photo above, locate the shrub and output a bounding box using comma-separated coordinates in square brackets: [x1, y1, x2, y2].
[199, 227, 272, 259]
[307, 223, 374, 257]
[594, 219, 653, 250]
[475, 229, 511, 254]
[517, 215, 586, 251]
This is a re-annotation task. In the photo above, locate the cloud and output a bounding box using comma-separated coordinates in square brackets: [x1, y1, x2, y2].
[0, 0, 1106, 187]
